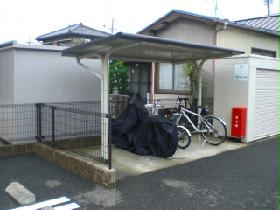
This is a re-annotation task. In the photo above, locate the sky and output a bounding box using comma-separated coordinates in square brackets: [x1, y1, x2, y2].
[0, 0, 279, 44]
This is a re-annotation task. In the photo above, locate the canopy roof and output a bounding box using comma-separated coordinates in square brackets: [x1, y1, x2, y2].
[62, 32, 243, 63]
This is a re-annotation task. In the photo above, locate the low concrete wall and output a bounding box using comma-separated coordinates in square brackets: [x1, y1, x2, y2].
[0, 143, 116, 188]
[0, 144, 34, 158]
[34, 144, 115, 188]
[45, 136, 101, 150]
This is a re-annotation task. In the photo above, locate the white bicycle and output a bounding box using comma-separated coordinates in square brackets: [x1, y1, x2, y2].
[172, 104, 228, 146]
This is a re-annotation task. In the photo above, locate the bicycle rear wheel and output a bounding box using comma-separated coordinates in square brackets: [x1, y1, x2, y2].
[200, 116, 227, 145]
[177, 126, 191, 149]
[178, 116, 196, 133]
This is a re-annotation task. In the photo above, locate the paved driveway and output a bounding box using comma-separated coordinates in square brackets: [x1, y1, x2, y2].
[0, 136, 278, 210]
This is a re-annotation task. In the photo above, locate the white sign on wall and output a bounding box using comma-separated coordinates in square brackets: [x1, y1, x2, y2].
[234, 64, 249, 81]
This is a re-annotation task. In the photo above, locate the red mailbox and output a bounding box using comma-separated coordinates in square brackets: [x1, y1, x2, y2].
[231, 107, 247, 138]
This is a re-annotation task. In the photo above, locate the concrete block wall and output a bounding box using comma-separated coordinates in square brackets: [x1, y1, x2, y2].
[0, 143, 116, 188]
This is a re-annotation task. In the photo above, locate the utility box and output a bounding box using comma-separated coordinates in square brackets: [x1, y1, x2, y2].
[231, 107, 247, 138]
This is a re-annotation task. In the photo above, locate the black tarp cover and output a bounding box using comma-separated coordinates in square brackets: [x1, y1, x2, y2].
[112, 93, 178, 157]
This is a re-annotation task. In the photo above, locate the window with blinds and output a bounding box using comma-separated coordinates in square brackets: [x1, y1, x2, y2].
[158, 63, 190, 93]
[251, 47, 276, 58]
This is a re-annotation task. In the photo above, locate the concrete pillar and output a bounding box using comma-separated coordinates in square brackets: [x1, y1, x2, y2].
[150, 62, 156, 100]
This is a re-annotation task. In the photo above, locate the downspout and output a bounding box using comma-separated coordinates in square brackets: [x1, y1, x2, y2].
[213, 19, 228, 111]
[100, 43, 141, 160]
[74, 44, 140, 161]
[76, 57, 102, 79]
[75, 55, 108, 159]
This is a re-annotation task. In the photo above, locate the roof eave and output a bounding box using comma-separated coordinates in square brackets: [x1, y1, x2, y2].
[228, 22, 279, 37]
[138, 10, 222, 34]
[62, 32, 244, 62]
[36, 33, 108, 42]
[138, 10, 279, 37]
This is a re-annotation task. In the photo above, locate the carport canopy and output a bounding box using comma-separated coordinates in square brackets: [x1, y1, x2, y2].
[62, 31, 243, 113]
[62, 32, 243, 159]
[63, 32, 243, 62]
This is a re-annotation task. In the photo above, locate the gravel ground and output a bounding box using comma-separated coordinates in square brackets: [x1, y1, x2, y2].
[0, 136, 278, 210]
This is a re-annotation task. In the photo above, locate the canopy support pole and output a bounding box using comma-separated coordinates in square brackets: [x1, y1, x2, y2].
[100, 43, 141, 161]
[100, 55, 109, 160]
[193, 59, 207, 117]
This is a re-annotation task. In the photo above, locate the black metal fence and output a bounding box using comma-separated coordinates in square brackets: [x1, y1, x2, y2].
[41, 105, 112, 166]
[0, 96, 198, 167]
[0, 101, 112, 168]
[0, 103, 37, 144]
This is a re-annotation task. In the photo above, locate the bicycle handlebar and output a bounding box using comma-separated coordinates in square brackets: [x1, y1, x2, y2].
[180, 106, 200, 117]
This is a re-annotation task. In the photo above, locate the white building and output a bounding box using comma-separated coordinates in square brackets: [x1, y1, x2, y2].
[0, 42, 101, 104]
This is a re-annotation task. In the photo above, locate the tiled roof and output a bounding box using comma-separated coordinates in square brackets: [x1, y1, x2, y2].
[235, 14, 279, 33]
[139, 10, 279, 37]
[139, 10, 222, 34]
[37, 23, 110, 41]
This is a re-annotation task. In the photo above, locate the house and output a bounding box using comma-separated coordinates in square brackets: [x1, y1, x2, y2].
[139, 10, 279, 142]
[138, 10, 279, 102]
[138, 10, 280, 103]
[139, 10, 224, 106]
[36, 23, 110, 46]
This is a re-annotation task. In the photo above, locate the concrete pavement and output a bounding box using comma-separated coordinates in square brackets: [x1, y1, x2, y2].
[0, 136, 278, 210]
[112, 135, 247, 179]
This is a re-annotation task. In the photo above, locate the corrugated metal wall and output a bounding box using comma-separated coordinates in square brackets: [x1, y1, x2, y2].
[0, 48, 14, 104]
[217, 27, 279, 58]
[254, 69, 279, 139]
[13, 47, 101, 103]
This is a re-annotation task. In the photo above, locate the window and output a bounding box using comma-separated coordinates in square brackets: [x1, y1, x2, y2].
[251, 47, 276, 58]
[158, 63, 191, 93]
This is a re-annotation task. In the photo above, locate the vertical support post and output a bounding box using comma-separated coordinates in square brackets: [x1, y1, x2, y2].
[107, 113, 112, 170]
[197, 65, 203, 109]
[101, 56, 109, 160]
[193, 59, 207, 127]
[51, 106, 56, 148]
[195, 59, 207, 111]
[150, 62, 156, 100]
[35, 103, 42, 142]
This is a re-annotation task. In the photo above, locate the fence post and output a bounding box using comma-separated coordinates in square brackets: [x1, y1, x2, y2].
[35, 103, 43, 142]
[51, 106, 56, 148]
[106, 113, 112, 170]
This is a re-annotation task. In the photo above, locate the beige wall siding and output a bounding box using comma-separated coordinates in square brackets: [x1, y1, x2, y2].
[155, 18, 215, 107]
[156, 18, 214, 45]
[217, 27, 279, 58]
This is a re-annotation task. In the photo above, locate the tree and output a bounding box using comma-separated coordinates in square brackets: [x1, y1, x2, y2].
[182, 63, 198, 99]
[109, 60, 129, 94]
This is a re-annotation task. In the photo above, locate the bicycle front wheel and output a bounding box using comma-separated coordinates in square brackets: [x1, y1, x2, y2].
[200, 116, 227, 145]
[177, 126, 191, 149]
